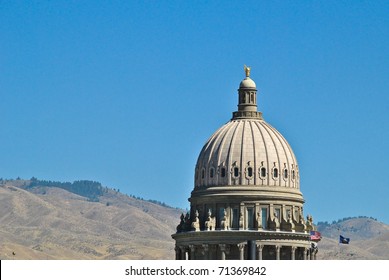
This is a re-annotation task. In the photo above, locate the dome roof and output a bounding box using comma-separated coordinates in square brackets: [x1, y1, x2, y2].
[193, 66, 300, 192]
[239, 77, 256, 88]
[194, 119, 299, 189]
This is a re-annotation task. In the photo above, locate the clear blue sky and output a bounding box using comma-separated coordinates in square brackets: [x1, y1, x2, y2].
[1, 1, 388, 224]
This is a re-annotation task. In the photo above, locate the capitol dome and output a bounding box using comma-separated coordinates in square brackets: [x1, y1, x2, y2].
[194, 119, 300, 190]
[193, 65, 302, 203]
[172, 66, 319, 260]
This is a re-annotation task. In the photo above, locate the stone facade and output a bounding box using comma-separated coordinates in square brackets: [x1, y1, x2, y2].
[172, 66, 319, 260]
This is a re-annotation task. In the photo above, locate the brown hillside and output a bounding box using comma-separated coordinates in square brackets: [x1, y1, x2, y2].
[316, 218, 389, 259]
[0, 183, 182, 260]
[1, 182, 388, 260]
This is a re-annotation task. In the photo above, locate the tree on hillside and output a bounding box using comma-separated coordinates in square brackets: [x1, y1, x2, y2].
[24, 179, 104, 201]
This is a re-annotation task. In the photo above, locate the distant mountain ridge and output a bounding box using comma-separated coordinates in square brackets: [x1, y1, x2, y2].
[0, 179, 183, 260]
[316, 217, 389, 259]
[317, 217, 383, 240]
[1, 178, 178, 208]
[1, 178, 388, 259]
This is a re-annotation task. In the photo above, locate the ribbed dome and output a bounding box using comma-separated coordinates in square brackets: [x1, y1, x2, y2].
[194, 66, 300, 193]
[194, 119, 299, 189]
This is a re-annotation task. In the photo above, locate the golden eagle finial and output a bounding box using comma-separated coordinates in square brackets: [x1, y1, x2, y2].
[244, 65, 251, 77]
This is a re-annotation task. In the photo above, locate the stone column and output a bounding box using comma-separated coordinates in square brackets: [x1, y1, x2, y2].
[175, 246, 180, 260]
[257, 244, 263, 260]
[291, 246, 296, 260]
[185, 247, 190, 260]
[269, 204, 274, 221]
[303, 247, 307, 260]
[276, 245, 281, 260]
[201, 244, 209, 260]
[238, 243, 245, 260]
[189, 245, 195, 260]
[219, 244, 226, 260]
[179, 246, 188, 260]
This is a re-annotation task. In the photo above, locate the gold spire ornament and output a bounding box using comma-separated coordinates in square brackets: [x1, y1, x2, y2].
[244, 65, 251, 77]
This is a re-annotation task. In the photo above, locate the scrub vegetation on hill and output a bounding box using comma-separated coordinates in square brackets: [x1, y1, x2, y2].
[0, 177, 178, 209]
[317, 216, 378, 227]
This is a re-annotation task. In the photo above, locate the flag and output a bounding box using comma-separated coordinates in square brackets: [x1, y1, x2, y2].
[310, 231, 321, 241]
[339, 235, 350, 244]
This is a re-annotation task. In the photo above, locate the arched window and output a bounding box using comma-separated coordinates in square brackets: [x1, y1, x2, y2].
[201, 168, 205, 179]
[273, 168, 278, 178]
[284, 169, 288, 179]
[292, 170, 295, 180]
[260, 167, 266, 178]
[210, 168, 214, 178]
[221, 167, 226, 177]
[247, 167, 253, 177]
[233, 167, 239, 177]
